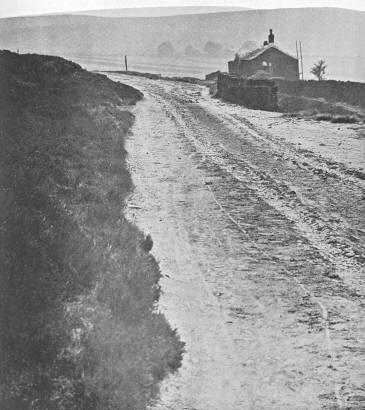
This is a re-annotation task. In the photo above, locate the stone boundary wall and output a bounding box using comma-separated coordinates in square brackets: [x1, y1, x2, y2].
[217, 73, 278, 111]
[275, 79, 365, 110]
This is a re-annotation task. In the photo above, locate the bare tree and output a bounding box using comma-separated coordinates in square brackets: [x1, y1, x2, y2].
[311, 60, 327, 81]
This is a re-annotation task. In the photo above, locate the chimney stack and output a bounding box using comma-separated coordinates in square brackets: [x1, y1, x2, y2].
[263, 40, 268, 46]
[268, 29, 274, 44]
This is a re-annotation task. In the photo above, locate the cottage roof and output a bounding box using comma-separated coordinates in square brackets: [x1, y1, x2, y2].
[237, 43, 297, 61]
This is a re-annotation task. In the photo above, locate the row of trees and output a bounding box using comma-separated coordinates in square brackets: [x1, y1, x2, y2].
[157, 41, 233, 57]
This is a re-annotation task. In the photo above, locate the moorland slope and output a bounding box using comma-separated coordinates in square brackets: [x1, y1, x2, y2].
[0, 50, 183, 410]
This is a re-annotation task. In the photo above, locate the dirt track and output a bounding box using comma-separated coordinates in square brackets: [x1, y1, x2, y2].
[108, 74, 365, 410]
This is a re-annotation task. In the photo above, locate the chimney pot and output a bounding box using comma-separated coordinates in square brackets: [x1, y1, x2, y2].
[268, 29, 275, 44]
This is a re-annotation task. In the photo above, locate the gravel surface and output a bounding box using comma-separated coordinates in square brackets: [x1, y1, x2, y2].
[108, 74, 365, 410]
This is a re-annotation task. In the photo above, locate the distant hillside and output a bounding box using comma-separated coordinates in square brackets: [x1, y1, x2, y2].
[70, 6, 250, 17]
[0, 7, 364, 81]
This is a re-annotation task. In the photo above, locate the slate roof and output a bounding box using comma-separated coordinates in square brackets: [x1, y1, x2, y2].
[237, 43, 298, 61]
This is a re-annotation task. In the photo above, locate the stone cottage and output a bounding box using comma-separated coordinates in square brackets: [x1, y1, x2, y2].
[228, 30, 299, 80]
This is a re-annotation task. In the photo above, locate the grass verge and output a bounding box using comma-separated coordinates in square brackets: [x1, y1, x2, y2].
[0, 50, 184, 410]
[279, 93, 364, 122]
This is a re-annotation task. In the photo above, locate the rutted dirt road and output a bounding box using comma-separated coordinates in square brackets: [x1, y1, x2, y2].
[108, 74, 365, 410]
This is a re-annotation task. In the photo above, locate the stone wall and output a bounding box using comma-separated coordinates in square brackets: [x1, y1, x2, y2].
[276, 79, 365, 110]
[217, 73, 278, 111]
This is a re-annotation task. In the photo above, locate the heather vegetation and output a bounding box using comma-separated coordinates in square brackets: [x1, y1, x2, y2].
[278, 91, 364, 122]
[0, 50, 183, 410]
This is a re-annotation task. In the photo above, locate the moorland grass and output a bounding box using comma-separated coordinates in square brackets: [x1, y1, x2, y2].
[0, 50, 183, 410]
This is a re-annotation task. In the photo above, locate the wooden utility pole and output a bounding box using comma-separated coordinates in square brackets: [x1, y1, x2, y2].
[296, 41, 299, 60]
[296, 41, 300, 79]
[124, 55, 128, 72]
[299, 41, 304, 80]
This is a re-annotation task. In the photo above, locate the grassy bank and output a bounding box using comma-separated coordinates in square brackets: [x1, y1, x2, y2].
[0, 50, 183, 410]
[278, 93, 364, 122]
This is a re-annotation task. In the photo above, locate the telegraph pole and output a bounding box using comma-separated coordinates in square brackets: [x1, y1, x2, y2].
[296, 40, 300, 78]
[124, 55, 128, 72]
[299, 41, 304, 80]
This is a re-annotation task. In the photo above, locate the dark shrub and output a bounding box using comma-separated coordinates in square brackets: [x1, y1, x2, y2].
[330, 115, 359, 123]
[315, 113, 333, 121]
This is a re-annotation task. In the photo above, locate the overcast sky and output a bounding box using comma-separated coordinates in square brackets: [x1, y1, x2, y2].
[1, 0, 365, 18]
